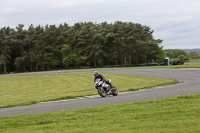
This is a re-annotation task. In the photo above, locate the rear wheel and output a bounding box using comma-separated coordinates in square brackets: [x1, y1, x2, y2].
[97, 88, 106, 97]
[112, 86, 118, 96]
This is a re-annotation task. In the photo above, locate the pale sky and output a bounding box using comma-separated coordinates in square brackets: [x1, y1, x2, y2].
[0, 0, 200, 49]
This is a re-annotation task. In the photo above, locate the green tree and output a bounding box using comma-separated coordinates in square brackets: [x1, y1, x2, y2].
[15, 24, 27, 71]
[0, 27, 13, 73]
[113, 21, 127, 65]
[166, 49, 187, 59]
[44, 25, 61, 69]
[24, 24, 35, 71]
[61, 44, 86, 67]
[100, 23, 118, 65]
[145, 39, 165, 63]
[76, 22, 100, 67]
[32, 26, 46, 71]
[178, 55, 187, 61]
[0, 21, 165, 71]
[187, 51, 199, 59]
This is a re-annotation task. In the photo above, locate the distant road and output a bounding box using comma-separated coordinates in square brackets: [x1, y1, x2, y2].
[0, 68, 200, 117]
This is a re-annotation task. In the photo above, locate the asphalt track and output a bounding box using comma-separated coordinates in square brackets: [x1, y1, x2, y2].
[0, 68, 200, 117]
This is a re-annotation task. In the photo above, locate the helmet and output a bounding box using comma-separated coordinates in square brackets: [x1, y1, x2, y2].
[94, 71, 99, 77]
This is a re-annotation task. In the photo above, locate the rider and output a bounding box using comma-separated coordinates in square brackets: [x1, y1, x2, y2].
[94, 71, 112, 89]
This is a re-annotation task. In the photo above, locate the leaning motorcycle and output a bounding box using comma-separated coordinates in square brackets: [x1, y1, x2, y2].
[94, 78, 118, 97]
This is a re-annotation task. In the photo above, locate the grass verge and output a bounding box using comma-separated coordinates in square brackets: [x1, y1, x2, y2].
[0, 94, 200, 132]
[66, 63, 200, 72]
[0, 73, 178, 108]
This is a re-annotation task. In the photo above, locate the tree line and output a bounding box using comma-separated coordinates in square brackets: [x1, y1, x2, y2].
[165, 49, 200, 61]
[0, 21, 165, 73]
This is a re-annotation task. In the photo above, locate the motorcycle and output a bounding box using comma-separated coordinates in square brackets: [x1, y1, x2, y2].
[94, 78, 118, 97]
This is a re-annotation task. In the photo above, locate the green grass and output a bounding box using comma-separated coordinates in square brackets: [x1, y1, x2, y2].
[0, 73, 178, 108]
[131, 63, 200, 68]
[149, 64, 200, 68]
[185, 58, 200, 65]
[70, 63, 200, 72]
[0, 94, 200, 133]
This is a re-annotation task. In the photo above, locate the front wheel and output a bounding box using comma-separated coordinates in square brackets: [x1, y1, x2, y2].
[111, 86, 118, 96]
[97, 87, 106, 97]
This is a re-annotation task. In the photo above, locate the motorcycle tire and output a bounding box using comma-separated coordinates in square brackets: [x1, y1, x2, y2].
[111, 86, 118, 96]
[97, 88, 106, 97]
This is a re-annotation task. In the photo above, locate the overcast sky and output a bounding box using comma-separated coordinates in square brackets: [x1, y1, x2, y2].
[0, 0, 200, 49]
